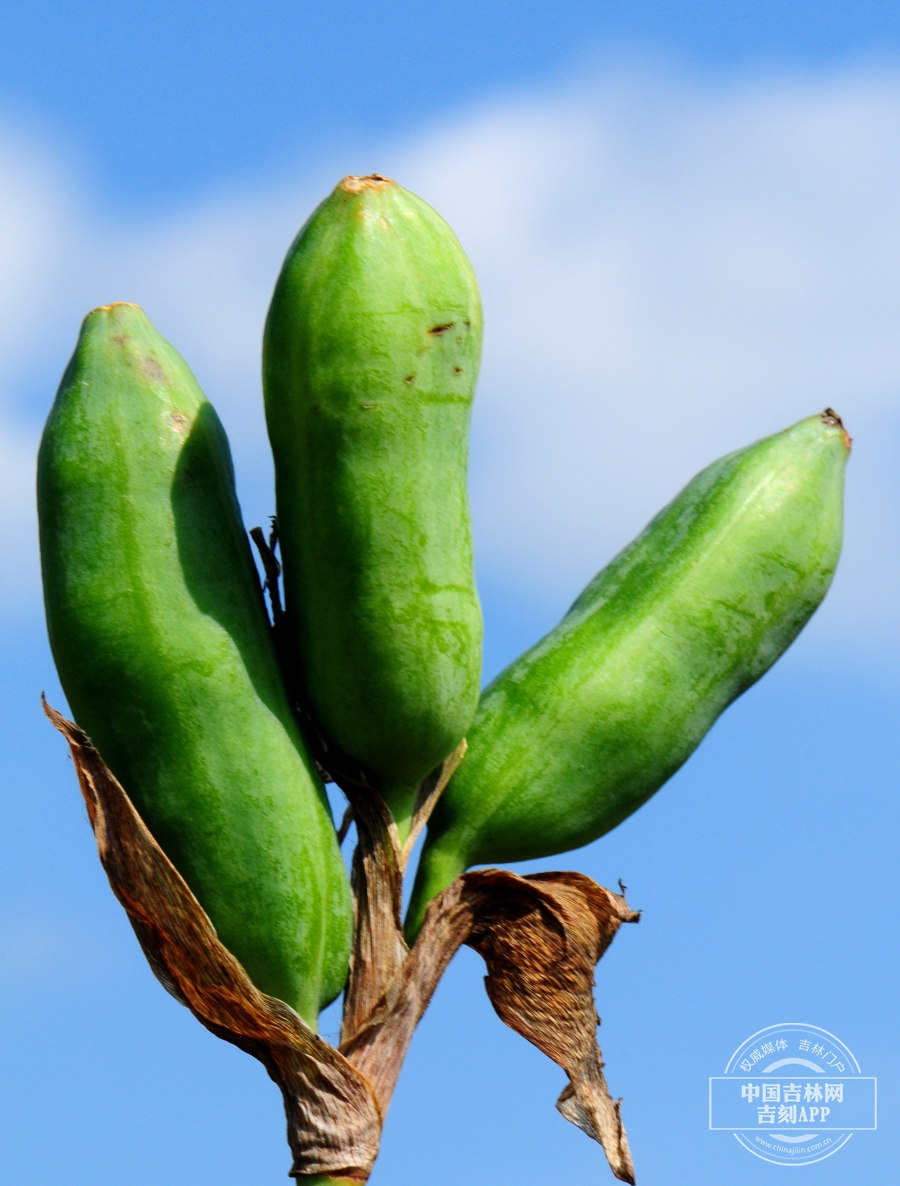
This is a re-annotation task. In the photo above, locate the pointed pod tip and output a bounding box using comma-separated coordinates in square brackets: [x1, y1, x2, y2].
[821, 407, 852, 451]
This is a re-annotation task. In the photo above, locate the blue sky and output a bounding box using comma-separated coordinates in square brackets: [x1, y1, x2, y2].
[2, 4, 900, 1185]
[7, 1, 900, 210]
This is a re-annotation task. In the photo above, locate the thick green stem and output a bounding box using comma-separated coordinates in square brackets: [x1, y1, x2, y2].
[403, 841, 467, 944]
[383, 779, 419, 846]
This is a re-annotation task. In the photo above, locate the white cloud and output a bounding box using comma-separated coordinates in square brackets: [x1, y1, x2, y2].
[394, 67, 900, 657]
[0, 130, 69, 372]
[0, 130, 71, 609]
[2, 62, 899, 656]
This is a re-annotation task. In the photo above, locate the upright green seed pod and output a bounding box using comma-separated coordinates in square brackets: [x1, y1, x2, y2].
[39, 303, 353, 1024]
[407, 412, 849, 938]
[263, 175, 484, 839]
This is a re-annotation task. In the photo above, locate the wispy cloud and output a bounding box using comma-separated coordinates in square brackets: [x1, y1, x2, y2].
[3, 61, 899, 658]
[0, 128, 73, 608]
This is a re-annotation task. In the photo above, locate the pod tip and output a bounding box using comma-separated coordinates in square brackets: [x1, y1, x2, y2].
[81, 302, 147, 337]
[821, 407, 852, 449]
[339, 174, 394, 194]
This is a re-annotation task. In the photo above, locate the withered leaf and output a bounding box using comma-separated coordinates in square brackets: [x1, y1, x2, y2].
[43, 700, 382, 1182]
[45, 700, 638, 1184]
[465, 870, 639, 1184]
[339, 780, 408, 1048]
[342, 868, 639, 1184]
[338, 741, 467, 1048]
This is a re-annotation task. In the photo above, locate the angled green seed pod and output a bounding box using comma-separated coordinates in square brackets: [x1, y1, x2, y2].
[263, 175, 483, 839]
[407, 412, 849, 938]
[39, 303, 352, 1024]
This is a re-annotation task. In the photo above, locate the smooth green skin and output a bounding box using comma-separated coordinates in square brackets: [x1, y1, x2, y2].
[263, 177, 483, 838]
[407, 413, 849, 938]
[38, 304, 353, 1024]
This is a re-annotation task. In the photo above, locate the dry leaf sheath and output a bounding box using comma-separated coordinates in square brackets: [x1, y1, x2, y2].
[45, 700, 638, 1182]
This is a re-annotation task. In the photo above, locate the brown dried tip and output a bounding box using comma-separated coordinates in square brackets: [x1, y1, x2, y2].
[821, 407, 852, 448]
[340, 175, 395, 193]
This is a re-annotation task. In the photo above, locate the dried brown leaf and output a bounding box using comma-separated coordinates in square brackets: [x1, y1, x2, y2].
[338, 781, 408, 1047]
[338, 739, 466, 1045]
[43, 700, 382, 1182]
[340, 874, 477, 1108]
[465, 870, 639, 1184]
[341, 868, 639, 1183]
[45, 699, 638, 1183]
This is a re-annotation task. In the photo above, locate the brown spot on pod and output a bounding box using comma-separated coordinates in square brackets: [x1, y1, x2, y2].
[166, 411, 190, 434]
[142, 357, 166, 381]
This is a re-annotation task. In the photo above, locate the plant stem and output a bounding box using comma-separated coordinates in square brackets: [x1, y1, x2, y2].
[300, 1177, 364, 1185]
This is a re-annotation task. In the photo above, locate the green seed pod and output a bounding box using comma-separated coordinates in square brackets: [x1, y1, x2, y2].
[407, 412, 849, 938]
[39, 303, 352, 1024]
[263, 175, 483, 839]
